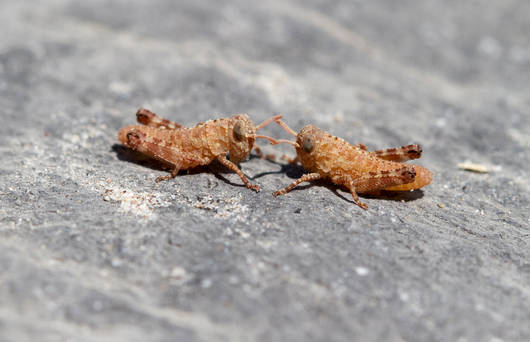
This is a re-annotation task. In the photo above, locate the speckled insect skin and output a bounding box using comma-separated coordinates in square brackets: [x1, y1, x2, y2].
[118, 109, 279, 191]
[273, 122, 433, 209]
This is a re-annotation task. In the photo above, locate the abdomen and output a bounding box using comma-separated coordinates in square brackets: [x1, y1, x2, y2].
[384, 165, 433, 190]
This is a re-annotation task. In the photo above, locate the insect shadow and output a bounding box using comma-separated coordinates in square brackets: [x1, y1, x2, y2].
[113, 144, 424, 202]
[112, 144, 262, 188]
[249, 154, 305, 180]
[251, 154, 424, 204]
[113, 144, 172, 172]
[334, 187, 425, 204]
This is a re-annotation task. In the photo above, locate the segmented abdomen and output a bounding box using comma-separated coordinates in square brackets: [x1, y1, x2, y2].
[117, 120, 231, 168]
[384, 165, 433, 190]
[315, 135, 432, 190]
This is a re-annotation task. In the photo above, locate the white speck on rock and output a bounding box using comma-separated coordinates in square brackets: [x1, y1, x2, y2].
[170, 266, 187, 279]
[109, 81, 132, 96]
[399, 291, 409, 302]
[435, 117, 447, 128]
[101, 185, 171, 220]
[201, 278, 212, 289]
[355, 266, 370, 276]
[489, 337, 505, 342]
[189, 193, 249, 221]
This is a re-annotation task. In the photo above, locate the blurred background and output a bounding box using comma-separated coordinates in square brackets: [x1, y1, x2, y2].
[1, 1, 529, 341]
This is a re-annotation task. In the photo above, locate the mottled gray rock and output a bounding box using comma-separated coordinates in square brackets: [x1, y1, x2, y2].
[1, 1, 529, 341]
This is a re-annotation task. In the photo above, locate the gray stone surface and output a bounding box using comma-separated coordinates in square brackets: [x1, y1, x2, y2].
[1, 1, 529, 341]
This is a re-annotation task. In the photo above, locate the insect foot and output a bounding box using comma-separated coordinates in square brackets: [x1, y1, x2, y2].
[270, 118, 433, 210]
[117, 109, 282, 192]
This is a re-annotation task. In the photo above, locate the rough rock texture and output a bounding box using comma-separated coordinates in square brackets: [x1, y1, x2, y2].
[1, 1, 529, 341]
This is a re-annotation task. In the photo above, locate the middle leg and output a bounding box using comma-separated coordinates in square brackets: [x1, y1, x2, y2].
[331, 175, 369, 209]
[216, 155, 261, 192]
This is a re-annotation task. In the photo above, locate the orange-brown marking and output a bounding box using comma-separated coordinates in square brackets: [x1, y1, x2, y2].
[118, 108, 281, 191]
[271, 120, 433, 209]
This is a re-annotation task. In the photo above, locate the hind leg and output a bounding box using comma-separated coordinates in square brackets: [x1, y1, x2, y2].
[371, 144, 422, 162]
[332, 167, 415, 209]
[354, 166, 416, 193]
[136, 108, 183, 130]
[123, 129, 183, 182]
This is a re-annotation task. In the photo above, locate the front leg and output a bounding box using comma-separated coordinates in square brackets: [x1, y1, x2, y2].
[216, 155, 260, 192]
[273, 173, 321, 197]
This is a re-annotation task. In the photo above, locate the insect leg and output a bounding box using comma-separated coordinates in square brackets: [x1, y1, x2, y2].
[136, 108, 183, 130]
[155, 168, 180, 183]
[253, 145, 264, 158]
[343, 178, 369, 210]
[371, 144, 422, 162]
[280, 154, 300, 164]
[353, 166, 416, 193]
[253, 145, 276, 161]
[216, 155, 261, 192]
[272, 173, 321, 197]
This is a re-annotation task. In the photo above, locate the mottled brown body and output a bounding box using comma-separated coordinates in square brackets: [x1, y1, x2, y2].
[117, 108, 280, 191]
[272, 121, 433, 209]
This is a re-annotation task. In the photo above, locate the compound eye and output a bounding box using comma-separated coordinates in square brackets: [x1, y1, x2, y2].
[233, 121, 245, 141]
[302, 136, 314, 153]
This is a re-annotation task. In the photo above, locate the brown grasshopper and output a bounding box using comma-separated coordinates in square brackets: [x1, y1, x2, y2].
[271, 119, 433, 209]
[117, 108, 280, 191]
